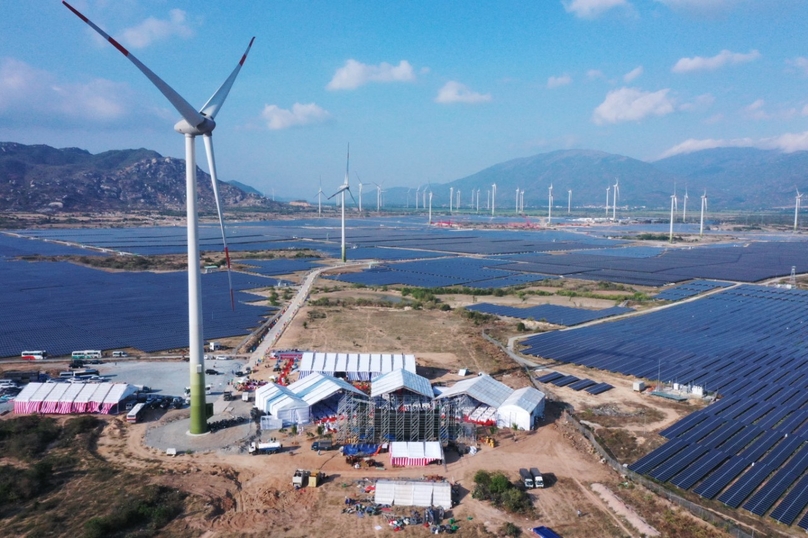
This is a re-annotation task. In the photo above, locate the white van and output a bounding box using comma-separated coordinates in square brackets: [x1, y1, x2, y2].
[112, 351, 128, 358]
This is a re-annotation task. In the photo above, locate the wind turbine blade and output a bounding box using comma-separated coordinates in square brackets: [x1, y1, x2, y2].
[63, 1, 205, 128]
[328, 185, 349, 199]
[200, 37, 256, 119]
[202, 135, 235, 311]
[347, 188, 358, 207]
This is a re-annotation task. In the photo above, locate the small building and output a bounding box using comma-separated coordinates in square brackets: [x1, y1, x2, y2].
[496, 386, 545, 431]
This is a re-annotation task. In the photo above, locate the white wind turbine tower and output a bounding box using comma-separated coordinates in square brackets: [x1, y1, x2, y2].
[328, 146, 356, 263]
[682, 188, 689, 222]
[355, 173, 365, 213]
[700, 190, 707, 236]
[486, 189, 490, 210]
[515, 187, 520, 214]
[415, 186, 420, 210]
[428, 190, 433, 225]
[548, 184, 554, 225]
[612, 178, 619, 221]
[520, 189, 525, 213]
[63, 1, 253, 435]
[605, 185, 611, 217]
[476, 189, 480, 212]
[456, 189, 461, 211]
[795, 188, 803, 232]
[374, 183, 382, 212]
[669, 192, 678, 243]
[491, 183, 497, 216]
[568, 189, 572, 213]
[316, 178, 324, 217]
[449, 187, 454, 213]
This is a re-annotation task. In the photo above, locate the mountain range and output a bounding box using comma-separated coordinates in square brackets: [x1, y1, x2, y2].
[383, 148, 808, 211]
[0, 142, 276, 213]
[3, 141, 808, 213]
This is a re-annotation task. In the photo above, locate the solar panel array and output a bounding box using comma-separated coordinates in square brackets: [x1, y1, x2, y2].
[238, 257, 324, 276]
[654, 279, 733, 301]
[0, 258, 275, 358]
[521, 284, 808, 528]
[466, 303, 632, 326]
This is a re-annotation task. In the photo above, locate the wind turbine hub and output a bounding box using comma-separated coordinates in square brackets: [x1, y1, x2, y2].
[174, 117, 216, 136]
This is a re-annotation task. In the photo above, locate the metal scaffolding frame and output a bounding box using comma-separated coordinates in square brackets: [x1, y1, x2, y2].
[336, 392, 471, 444]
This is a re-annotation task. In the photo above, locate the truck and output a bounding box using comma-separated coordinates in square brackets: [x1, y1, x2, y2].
[530, 467, 545, 488]
[311, 439, 333, 451]
[249, 440, 282, 455]
[292, 469, 310, 488]
[519, 468, 534, 489]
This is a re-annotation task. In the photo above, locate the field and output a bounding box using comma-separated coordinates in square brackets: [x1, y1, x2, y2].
[0, 281, 749, 538]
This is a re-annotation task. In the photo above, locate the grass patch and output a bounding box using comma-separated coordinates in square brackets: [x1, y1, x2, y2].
[83, 485, 186, 538]
[472, 470, 534, 515]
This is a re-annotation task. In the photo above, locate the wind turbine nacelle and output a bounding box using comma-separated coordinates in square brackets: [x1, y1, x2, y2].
[174, 117, 216, 136]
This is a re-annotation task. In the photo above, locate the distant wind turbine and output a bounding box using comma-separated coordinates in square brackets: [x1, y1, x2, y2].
[548, 184, 554, 225]
[568, 189, 572, 213]
[515, 187, 520, 214]
[700, 190, 707, 237]
[612, 178, 619, 221]
[63, 1, 253, 435]
[428, 190, 433, 225]
[316, 178, 324, 217]
[605, 185, 611, 217]
[682, 188, 689, 222]
[795, 188, 803, 232]
[328, 145, 356, 262]
[449, 187, 454, 213]
[491, 183, 497, 216]
[355, 173, 364, 213]
[415, 186, 420, 210]
[669, 192, 678, 243]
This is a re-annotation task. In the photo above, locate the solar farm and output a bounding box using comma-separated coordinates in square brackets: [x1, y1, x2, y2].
[3, 216, 808, 534]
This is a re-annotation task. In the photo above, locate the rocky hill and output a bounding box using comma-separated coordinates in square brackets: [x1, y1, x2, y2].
[0, 142, 275, 212]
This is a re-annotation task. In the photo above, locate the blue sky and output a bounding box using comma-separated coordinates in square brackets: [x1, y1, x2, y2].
[1, 0, 807, 198]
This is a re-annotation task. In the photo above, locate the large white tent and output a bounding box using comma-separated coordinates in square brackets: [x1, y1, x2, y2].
[496, 387, 545, 431]
[389, 441, 444, 466]
[254, 383, 310, 424]
[255, 373, 367, 425]
[13, 382, 136, 415]
[374, 480, 452, 509]
[298, 352, 416, 381]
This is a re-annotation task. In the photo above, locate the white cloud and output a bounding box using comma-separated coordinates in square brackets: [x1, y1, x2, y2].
[434, 81, 491, 104]
[672, 49, 760, 73]
[743, 99, 768, 119]
[592, 87, 675, 125]
[802, 104, 808, 116]
[562, 0, 630, 18]
[587, 69, 606, 80]
[623, 66, 643, 82]
[261, 103, 331, 130]
[326, 59, 415, 90]
[0, 57, 129, 124]
[658, 131, 808, 159]
[678, 93, 715, 112]
[547, 74, 572, 89]
[121, 9, 193, 49]
[786, 57, 808, 76]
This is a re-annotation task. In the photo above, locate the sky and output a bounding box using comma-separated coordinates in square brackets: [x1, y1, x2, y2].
[1, 0, 808, 199]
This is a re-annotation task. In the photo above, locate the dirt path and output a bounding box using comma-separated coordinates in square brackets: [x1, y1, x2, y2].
[591, 482, 659, 537]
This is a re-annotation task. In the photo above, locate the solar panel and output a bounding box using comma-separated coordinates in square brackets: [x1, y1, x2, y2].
[742, 445, 808, 516]
[536, 372, 564, 383]
[650, 444, 710, 482]
[629, 439, 688, 475]
[551, 375, 579, 387]
[586, 383, 613, 395]
[693, 456, 750, 499]
[568, 379, 597, 391]
[670, 450, 730, 490]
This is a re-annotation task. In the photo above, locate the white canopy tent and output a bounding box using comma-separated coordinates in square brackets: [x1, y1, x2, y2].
[374, 480, 452, 510]
[496, 386, 545, 431]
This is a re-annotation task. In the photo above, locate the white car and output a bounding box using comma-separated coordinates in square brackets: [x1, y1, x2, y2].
[215, 355, 231, 360]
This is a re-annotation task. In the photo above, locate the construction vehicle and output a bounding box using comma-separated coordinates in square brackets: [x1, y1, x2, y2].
[248, 440, 282, 455]
[292, 469, 310, 488]
[311, 439, 333, 451]
[530, 467, 545, 488]
[519, 468, 535, 489]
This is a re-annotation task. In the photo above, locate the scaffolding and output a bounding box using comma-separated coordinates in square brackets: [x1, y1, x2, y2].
[336, 392, 470, 444]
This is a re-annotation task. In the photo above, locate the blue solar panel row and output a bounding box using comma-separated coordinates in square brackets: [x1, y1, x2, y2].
[466, 303, 632, 326]
[655, 279, 733, 301]
[537, 372, 564, 383]
[586, 383, 613, 395]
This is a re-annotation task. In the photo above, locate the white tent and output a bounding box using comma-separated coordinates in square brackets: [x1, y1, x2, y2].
[254, 383, 310, 424]
[496, 386, 545, 431]
[374, 480, 452, 510]
[389, 441, 443, 467]
[298, 351, 417, 381]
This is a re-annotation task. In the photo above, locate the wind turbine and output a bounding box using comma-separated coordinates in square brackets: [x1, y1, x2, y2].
[486, 189, 490, 210]
[568, 189, 572, 213]
[795, 188, 803, 232]
[612, 178, 619, 221]
[428, 190, 433, 225]
[449, 187, 454, 213]
[316, 178, 324, 217]
[520, 189, 525, 213]
[374, 182, 382, 212]
[605, 185, 611, 217]
[415, 186, 420, 210]
[456, 189, 461, 211]
[63, 1, 252, 435]
[328, 146, 356, 263]
[515, 187, 520, 214]
[682, 188, 689, 222]
[548, 184, 554, 225]
[669, 192, 678, 243]
[700, 190, 707, 236]
[355, 173, 364, 213]
[491, 183, 497, 216]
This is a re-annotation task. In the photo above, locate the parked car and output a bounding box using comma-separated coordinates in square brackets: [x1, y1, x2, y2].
[215, 355, 231, 360]
[205, 369, 220, 375]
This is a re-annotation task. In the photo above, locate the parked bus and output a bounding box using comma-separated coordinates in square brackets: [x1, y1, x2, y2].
[126, 403, 146, 423]
[72, 350, 102, 360]
[21, 350, 47, 360]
